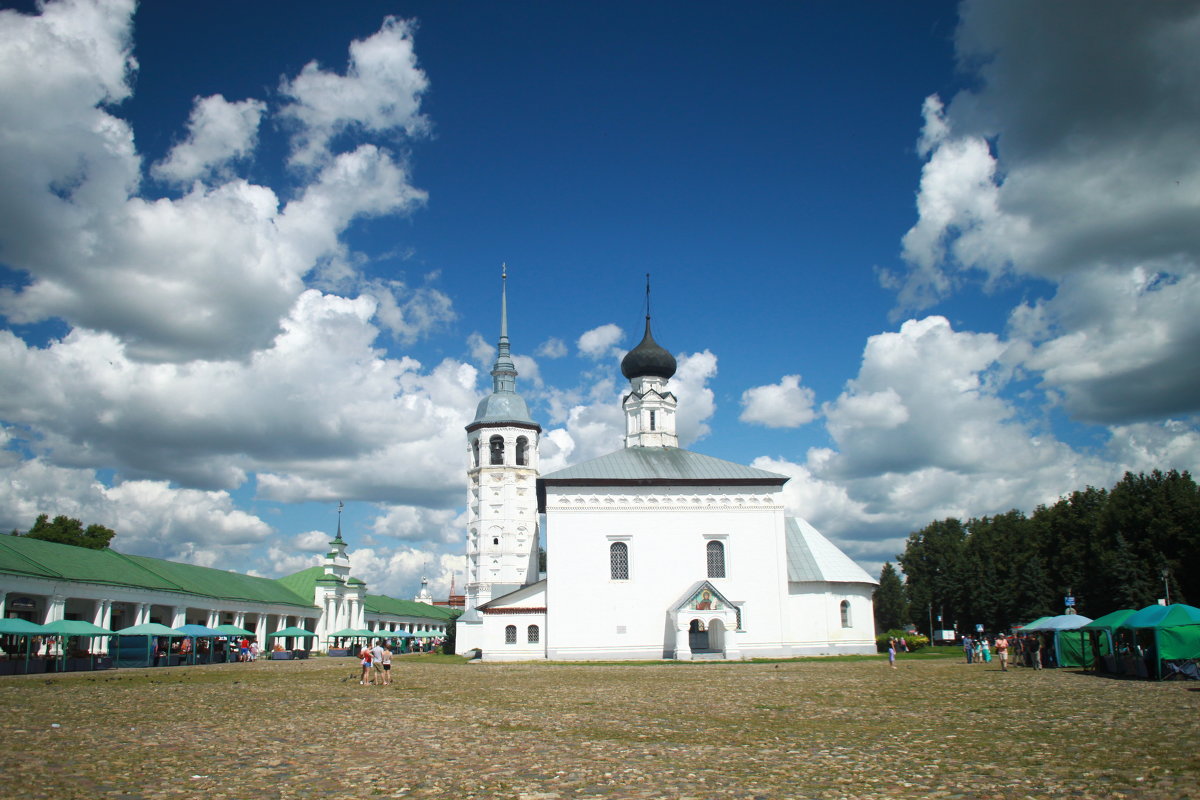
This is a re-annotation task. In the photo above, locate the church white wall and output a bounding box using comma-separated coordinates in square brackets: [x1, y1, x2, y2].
[479, 613, 547, 660]
[543, 487, 790, 660]
[785, 582, 877, 655]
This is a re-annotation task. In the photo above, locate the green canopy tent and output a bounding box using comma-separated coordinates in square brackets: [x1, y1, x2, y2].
[209, 624, 256, 662]
[266, 626, 317, 658]
[39, 619, 115, 672]
[327, 628, 375, 654]
[0, 618, 47, 675]
[113, 622, 186, 668]
[1117, 604, 1200, 680]
[1020, 614, 1093, 668]
[1077, 609, 1137, 673]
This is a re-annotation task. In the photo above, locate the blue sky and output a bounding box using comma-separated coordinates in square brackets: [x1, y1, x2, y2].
[1, 0, 1197, 599]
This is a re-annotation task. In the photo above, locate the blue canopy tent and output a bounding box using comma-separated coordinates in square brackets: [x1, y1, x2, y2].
[113, 622, 186, 668]
[175, 623, 225, 665]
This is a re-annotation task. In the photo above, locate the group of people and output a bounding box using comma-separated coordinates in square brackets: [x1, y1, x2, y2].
[358, 639, 394, 685]
[962, 633, 1046, 671]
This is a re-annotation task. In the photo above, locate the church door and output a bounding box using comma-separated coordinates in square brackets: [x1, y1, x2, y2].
[688, 619, 710, 651]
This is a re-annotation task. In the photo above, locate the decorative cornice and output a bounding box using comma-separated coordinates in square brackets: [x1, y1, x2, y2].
[465, 420, 542, 434]
[545, 492, 782, 510]
[481, 607, 546, 615]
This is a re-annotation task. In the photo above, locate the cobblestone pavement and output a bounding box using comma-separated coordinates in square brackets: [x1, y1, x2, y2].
[1, 655, 1198, 799]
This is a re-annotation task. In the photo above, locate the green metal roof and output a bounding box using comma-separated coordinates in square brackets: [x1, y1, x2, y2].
[120, 553, 313, 606]
[540, 446, 788, 485]
[0, 536, 457, 619]
[0, 536, 181, 591]
[364, 593, 457, 621]
[276, 566, 325, 601]
[0, 537, 305, 607]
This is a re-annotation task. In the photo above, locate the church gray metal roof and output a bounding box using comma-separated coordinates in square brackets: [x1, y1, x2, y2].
[785, 516, 877, 585]
[540, 446, 788, 485]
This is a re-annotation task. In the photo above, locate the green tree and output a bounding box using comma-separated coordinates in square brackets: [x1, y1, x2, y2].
[873, 562, 908, 632]
[1028, 486, 1108, 616]
[1096, 470, 1200, 610]
[898, 518, 968, 638]
[20, 514, 116, 550]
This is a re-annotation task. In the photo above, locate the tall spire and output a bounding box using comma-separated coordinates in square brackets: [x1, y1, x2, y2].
[491, 264, 517, 393]
[332, 500, 345, 545]
[469, 263, 537, 427]
[644, 272, 651, 321]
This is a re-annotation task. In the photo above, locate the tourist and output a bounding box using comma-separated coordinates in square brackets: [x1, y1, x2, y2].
[239, 637, 250, 662]
[359, 643, 374, 685]
[962, 635, 973, 664]
[371, 639, 385, 685]
[248, 641, 258, 661]
[887, 637, 897, 670]
[1029, 634, 1042, 670]
[995, 634, 1009, 672]
[380, 641, 392, 685]
[981, 637, 991, 663]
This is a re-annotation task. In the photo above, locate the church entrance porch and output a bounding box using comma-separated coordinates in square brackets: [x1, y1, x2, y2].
[671, 581, 741, 661]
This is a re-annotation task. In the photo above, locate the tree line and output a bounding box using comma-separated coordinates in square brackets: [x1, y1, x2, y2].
[11, 514, 116, 550]
[873, 470, 1199, 637]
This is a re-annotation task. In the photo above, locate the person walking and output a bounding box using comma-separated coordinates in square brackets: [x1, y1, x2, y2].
[995, 634, 1009, 672]
[380, 641, 393, 685]
[1029, 634, 1042, 670]
[359, 643, 374, 685]
[887, 637, 897, 669]
[963, 635, 973, 664]
[371, 639, 386, 685]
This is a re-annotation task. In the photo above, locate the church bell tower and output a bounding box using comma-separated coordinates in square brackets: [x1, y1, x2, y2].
[462, 267, 542, 621]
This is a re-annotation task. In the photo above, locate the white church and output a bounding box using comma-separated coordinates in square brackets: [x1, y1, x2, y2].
[455, 276, 877, 661]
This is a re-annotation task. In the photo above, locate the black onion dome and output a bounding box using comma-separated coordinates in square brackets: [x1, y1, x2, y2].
[621, 317, 677, 380]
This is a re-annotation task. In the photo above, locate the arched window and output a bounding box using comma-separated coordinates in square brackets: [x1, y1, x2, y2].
[840, 600, 852, 628]
[527, 624, 539, 643]
[504, 625, 517, 644]
[472, 439, 480, 467]
[706, 540, 726, 578]
[489, 435, 504, 465]
[610, 541, 629, 580]
[515, 436, 528, 466]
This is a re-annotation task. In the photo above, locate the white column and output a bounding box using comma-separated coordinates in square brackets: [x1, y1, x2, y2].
[206, 609, 219, 628]
[234, 611, 246, 629]
[170, 606, 186, 628]
[254, 615, 267, 643]
[43, 595, 65, 624]
[674, 623, 691, 661]
[93, 600, 110, 654]
[0, 591, 7, 617]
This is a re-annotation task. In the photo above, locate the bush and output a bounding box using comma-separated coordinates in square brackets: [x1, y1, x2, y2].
[876, 629, 928, 652]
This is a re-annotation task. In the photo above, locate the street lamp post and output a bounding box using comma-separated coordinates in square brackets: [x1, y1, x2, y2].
[1162, 568, 1171, 606]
